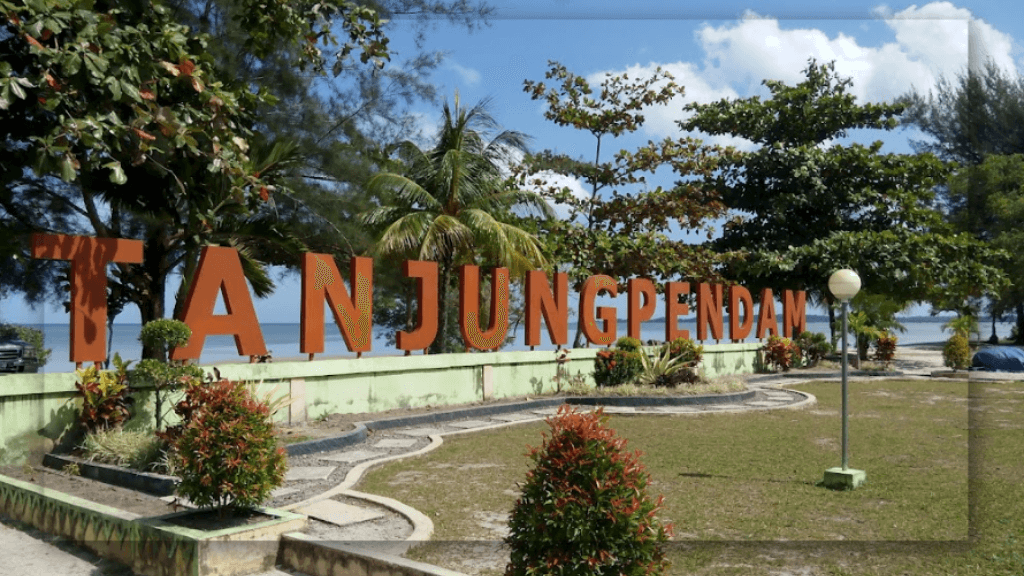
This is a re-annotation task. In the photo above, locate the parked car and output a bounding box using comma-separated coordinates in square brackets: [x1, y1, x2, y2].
[0, 337, 40, 373]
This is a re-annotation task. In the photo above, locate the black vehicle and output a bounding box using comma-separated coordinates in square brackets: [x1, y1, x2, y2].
[0, 337, 40, 373]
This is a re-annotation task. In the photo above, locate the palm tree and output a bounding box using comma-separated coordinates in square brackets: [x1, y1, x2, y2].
[361, 93, 554, 353]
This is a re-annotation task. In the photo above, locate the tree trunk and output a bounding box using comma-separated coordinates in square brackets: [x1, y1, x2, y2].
[430, 259, 454, 354]
[138, 235, 169, 360]
[827, 298, 837, 349]
[1017, 303, 1024, 345]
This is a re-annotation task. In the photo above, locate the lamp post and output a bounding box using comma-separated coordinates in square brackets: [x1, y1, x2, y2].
[823, 269, 866, 490]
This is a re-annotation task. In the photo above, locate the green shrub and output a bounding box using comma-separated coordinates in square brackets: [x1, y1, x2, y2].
[80, 428, 166, 472]
[795, 331, 832, 367]
[505, 405, 673, 576]
[764, 335, 800, 372]
[942, 333, 971, 371]
[174, 379, 287, 514]
[664, 337, 703, 366]
[139, 319, 192, 356]
[593, 337, 645, 387]
[74, 355, 133, 432]
[132, 359, 205, 431]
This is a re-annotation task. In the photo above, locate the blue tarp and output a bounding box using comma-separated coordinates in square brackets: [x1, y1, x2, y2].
[971, 347, 1024, 372]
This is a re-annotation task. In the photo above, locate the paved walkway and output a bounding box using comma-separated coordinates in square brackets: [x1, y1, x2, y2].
[1, 344, 977, 576]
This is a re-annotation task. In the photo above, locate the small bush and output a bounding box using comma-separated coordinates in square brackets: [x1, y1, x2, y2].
[664, 337, 703, 367]
[943, 333, 971, 371]
[74, 355, 134, 432]
[764, 335, 800, 372]
[873, 333, 898, 369]
[795, 331, 832, 367]
[505, 405, 673, 576]
[175, 379, 287, 513]
[593, 337, 645, 387]
[80, 428, 166, 472]
[139, 319, 192, 355]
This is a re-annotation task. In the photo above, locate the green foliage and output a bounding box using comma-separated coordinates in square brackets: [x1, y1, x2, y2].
[360, 92, 553, 353]
[682, 59, 1001, 326]
[943, 314, 980, 341]
[636, 345, 688, 388]
[0, 323, 50, 367]
[505, 406, 673, 576]
[663, 337, 703, 367]
[174, 379, 287, 513]
[593, 338, 645, 387]
[873, 333, 898, 370]
[942, 334, 971, 371]
[139, 319, 191, 353]
[520, 61, 732, 346]
[80, 428, 166, 473]
[795, 331, 833, 367]
[74, 355, 133, 432]
[764, 335, 800, 372]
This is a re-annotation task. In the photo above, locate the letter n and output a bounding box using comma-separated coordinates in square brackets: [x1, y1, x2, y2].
[301, 254, 373, 354]
[525, 271, 568, 347]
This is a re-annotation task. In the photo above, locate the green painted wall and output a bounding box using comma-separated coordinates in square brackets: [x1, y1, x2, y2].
[0, 343, 762, 464]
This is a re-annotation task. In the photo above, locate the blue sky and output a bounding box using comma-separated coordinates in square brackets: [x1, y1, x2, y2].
[4, 1, 1021, 325]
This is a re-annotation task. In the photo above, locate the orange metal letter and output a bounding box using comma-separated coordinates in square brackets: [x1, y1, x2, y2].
[170, 246, 266, 361]
[31, 234, 143, 364]
[696, 283, 725, 341]
[525, 270, 568, 347]
[755, 288, 779, 339]
[627, 278, 656, 340]
[665, 282, 691, 341]
[300, 254, 373, 354]
[459, 265, 510, 351]
[580, 275, 617, 346]
[728, 285, 754, 342]
[783, 289, 807, 338]
[397, 260, 438, 352]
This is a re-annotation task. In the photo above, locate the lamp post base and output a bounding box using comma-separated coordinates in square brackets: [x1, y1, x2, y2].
[823, 467, 866, 490]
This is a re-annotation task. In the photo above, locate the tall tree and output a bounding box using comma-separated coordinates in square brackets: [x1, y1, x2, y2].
[1, 0, 389, 355]
[682, 59, 1005, 340]
[360, 93, 553, 353]
[900, 62, 1024, 339]
[520, 61, 733, 347]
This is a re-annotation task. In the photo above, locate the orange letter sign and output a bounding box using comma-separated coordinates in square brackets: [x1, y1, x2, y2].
[665, 282, 691, 341]
[783, 289, 807, 338]
[170, 246, 266, 361]
[300, 254, 373, 354]
[459, 265, 510, 351]
[580, 275, 617, 346]
[728, 285, 754, 342]
[627, 278, 656, 341]
[31, 233, 143, 364]
[397, 260, 438, 352]
[525, 271, 568, 347]
[755, 288, 779, 339]
[696, 283, 724, 341]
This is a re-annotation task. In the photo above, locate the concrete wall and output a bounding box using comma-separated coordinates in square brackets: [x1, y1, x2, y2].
[0, 343, 762, 464]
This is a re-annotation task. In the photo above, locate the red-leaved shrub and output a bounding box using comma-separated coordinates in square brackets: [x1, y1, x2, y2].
[505, 405, 673, 576]
[174, 379, 286, 513]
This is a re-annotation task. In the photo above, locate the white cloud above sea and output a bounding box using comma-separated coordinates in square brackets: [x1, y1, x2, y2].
[584, 2, 1014, 142]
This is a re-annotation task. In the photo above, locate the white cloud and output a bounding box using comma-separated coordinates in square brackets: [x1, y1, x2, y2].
[522, 170, 590, 220]
[585, 3, 1018, 143]
[447, 61, 481, 86]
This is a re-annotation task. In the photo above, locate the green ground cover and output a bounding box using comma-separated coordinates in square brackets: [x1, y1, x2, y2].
[358, 379, 1024, 575]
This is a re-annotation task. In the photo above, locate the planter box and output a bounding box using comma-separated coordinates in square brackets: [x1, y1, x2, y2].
[43, 453, 178, 496]
[0, 473, 306, 576]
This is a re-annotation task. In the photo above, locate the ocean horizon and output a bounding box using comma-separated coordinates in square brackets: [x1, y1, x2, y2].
[18, 319, 1010, 375]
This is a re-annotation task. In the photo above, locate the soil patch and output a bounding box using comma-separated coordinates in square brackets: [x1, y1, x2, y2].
[163, 507, 275, 530]
[0, 464, 173, 517]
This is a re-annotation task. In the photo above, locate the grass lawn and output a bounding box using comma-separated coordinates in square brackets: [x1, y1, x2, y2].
[358, 378, 1024, 575]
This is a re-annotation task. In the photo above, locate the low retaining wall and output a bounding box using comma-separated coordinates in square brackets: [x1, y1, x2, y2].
[0, 472, 305, 576]
[0, 343, 763, 464]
